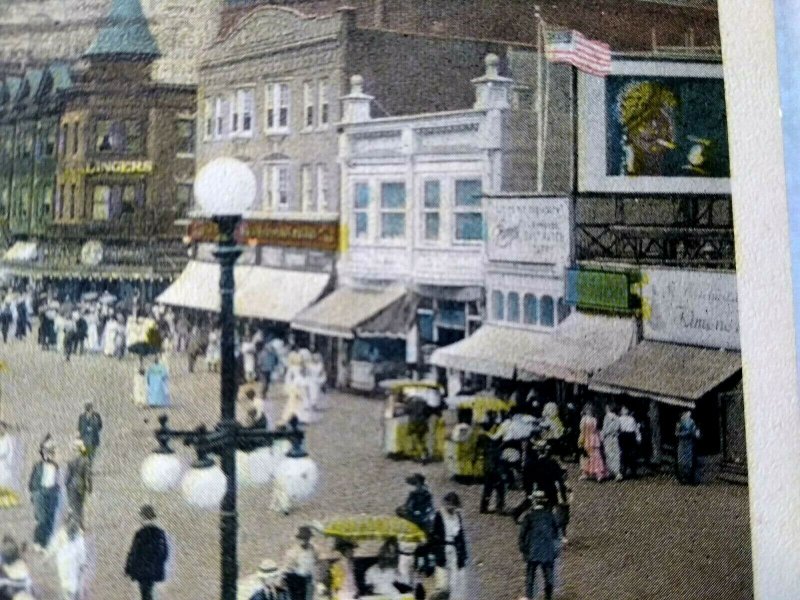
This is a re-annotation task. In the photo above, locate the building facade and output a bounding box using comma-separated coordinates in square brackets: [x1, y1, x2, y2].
[1, 0, 195, 299]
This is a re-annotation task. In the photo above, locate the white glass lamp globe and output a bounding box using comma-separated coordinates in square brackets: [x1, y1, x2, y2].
[141, 451, 185, 493]
[275, 456, 319, 502]
[193, 157, 257, 216]
[181, 461, 227, 509]
[247, 446, 281, 485]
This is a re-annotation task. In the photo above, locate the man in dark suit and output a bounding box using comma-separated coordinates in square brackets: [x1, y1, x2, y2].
[518, 490, 560, 600]
[125, 505, 169, 600]
[78, 402, 103, 463]
[0, 303, 11, 343]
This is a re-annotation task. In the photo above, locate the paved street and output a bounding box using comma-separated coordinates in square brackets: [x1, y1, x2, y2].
[0, 336, 752, 600]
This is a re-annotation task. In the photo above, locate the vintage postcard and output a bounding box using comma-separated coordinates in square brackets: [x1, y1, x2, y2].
[0, 0, 775, 599]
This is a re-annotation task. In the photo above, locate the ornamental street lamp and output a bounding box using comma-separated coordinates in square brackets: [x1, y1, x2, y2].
[139, 158, 318, 600]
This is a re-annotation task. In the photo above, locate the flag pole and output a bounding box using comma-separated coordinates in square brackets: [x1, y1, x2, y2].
[535, 5, 545, 193]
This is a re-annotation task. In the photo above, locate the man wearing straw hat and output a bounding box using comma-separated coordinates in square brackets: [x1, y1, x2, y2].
[28, 435, 60, 551]
[248, 559, 288, 600]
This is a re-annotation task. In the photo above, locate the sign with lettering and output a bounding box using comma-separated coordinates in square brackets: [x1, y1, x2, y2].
[566, 268, 637, 313]
[642, 268, 740, 350]
[80, 161, 154, 176]
[486, 196, 570, 267]
[187, 219, 339, 253]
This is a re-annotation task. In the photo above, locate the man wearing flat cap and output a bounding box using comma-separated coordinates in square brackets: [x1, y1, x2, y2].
[65, 439, 92, 526]
[518, 490, 560, 600]
[397, 474, 435, 533]
[282, 526, 318, 600]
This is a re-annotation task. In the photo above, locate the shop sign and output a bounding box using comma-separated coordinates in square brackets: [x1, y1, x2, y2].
[566, 268, 638, 313]
[486, 196, 571, 266]
[81, 161, 154, 176]
[187, 219, 339, 252]
[642, 268, 740, 350]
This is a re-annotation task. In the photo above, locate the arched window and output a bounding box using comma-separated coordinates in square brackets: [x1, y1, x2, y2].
[540, 295, 555, 327]
[492, 290, 505, 321]
[507, 292, 520, 322]
[557, 298, 570, 323]
[523, 294, 538, 324]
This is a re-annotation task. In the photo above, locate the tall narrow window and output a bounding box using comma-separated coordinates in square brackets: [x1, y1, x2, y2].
[242, 89, 253, 133]
[422, 180, 440, 241]
[492, 290, 505, 321]
[266, 83, 291, 132]
[353, 182, 369, 239]
[523, 294, 538, 324]
[69, 184, 76, 218]
[540, 295, 555, 327]
[316, 164, 327, 211]
[56, 184, 64, 219]
[301, 165, 313, 212]
[507, 292, 520, 322]
[231, 93, 240, 134]
[318, 79, 329, 126]
[380, 182, 406, 239]
[215, 97, 225, 137]
[71, 122, 79, 155]
[270, 165, 289, 207]
[303, 81, 314, 129]
[454, 179, 483, 241]
[204, 98, 213, 139]
[176, 119, 195, 155]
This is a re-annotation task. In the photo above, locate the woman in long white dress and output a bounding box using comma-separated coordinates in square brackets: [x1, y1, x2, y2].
[280, 352, 315, 425]
[103, 318, 117, 357]
[241, 339, 257, 383]
[86, 309, 100, 353]
[206, 328, 221, 372]
[0, 423, 16, 489]
[306, 353, 328, 411]
[133, 366, 147, 408]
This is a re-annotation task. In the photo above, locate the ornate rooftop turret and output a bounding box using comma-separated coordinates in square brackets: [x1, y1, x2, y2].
[84, 0, 161, 62]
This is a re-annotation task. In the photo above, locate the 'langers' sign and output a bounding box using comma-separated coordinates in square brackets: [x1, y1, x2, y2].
[642, 268, 740, 350]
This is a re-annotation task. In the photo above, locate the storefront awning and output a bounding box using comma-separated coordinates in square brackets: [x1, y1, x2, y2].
[3, 242, 38, 263]
[589, 340, 742, 408]
[430, 313, 637, 385]
[157, 261, 329, 322]
[292, 285, 407, 339]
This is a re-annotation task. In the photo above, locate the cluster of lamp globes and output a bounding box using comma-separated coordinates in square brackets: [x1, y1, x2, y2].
[140, 441, 320, 509]
[139, 157, 318, 509]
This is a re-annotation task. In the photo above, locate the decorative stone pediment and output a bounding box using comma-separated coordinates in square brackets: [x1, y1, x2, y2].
[204, 6, 342, 66]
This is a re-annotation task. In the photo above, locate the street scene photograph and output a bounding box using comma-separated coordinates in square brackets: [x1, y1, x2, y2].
[0, 0, 753, 599]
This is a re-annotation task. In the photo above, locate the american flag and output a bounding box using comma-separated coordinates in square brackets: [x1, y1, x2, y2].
[545, 30, 612, 77]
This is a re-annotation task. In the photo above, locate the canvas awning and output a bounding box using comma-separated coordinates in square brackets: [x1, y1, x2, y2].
[157, 260, 329, 322]
[589, 340, 742, 408]
[430, 313, 637, 385]
[292, 285, 408, 339]
[3, 242, 38, 263]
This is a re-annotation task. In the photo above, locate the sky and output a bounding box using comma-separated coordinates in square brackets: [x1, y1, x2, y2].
[774, 0, 800, 364]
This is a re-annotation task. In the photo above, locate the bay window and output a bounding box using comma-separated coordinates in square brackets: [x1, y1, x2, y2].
[492, 290, 504, 321]
[523, 294, 539, 325]
[353, 182, 369, 239]
[540, 295, 555, 327]
[233, 89, 254, 135]
[423, 180, 440, 241]
[507, 292, 520, 322]
[380, 182, 406, 239]
[454, 179, 483, 241]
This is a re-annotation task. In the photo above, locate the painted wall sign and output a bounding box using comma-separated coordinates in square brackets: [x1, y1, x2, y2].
[78, 161, 154, 176]
[642, 267, 740, 350]
[566, 268, 637, 313]
[578, 60, 730, 195]
[486, 196, 571, 266]
[187, 219, 339, 252]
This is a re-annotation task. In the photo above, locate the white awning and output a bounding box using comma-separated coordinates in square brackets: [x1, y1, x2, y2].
[291, 285, 407, 339]
[430, 313, 637, 385]
[589, 340, 742, 408]
[156, 261, 329, 322]
[3, 242, 38, 262]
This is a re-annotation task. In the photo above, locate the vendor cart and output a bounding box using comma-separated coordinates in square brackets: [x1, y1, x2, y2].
[382, 381, 447, 462]
[443, 396, 513, 480]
